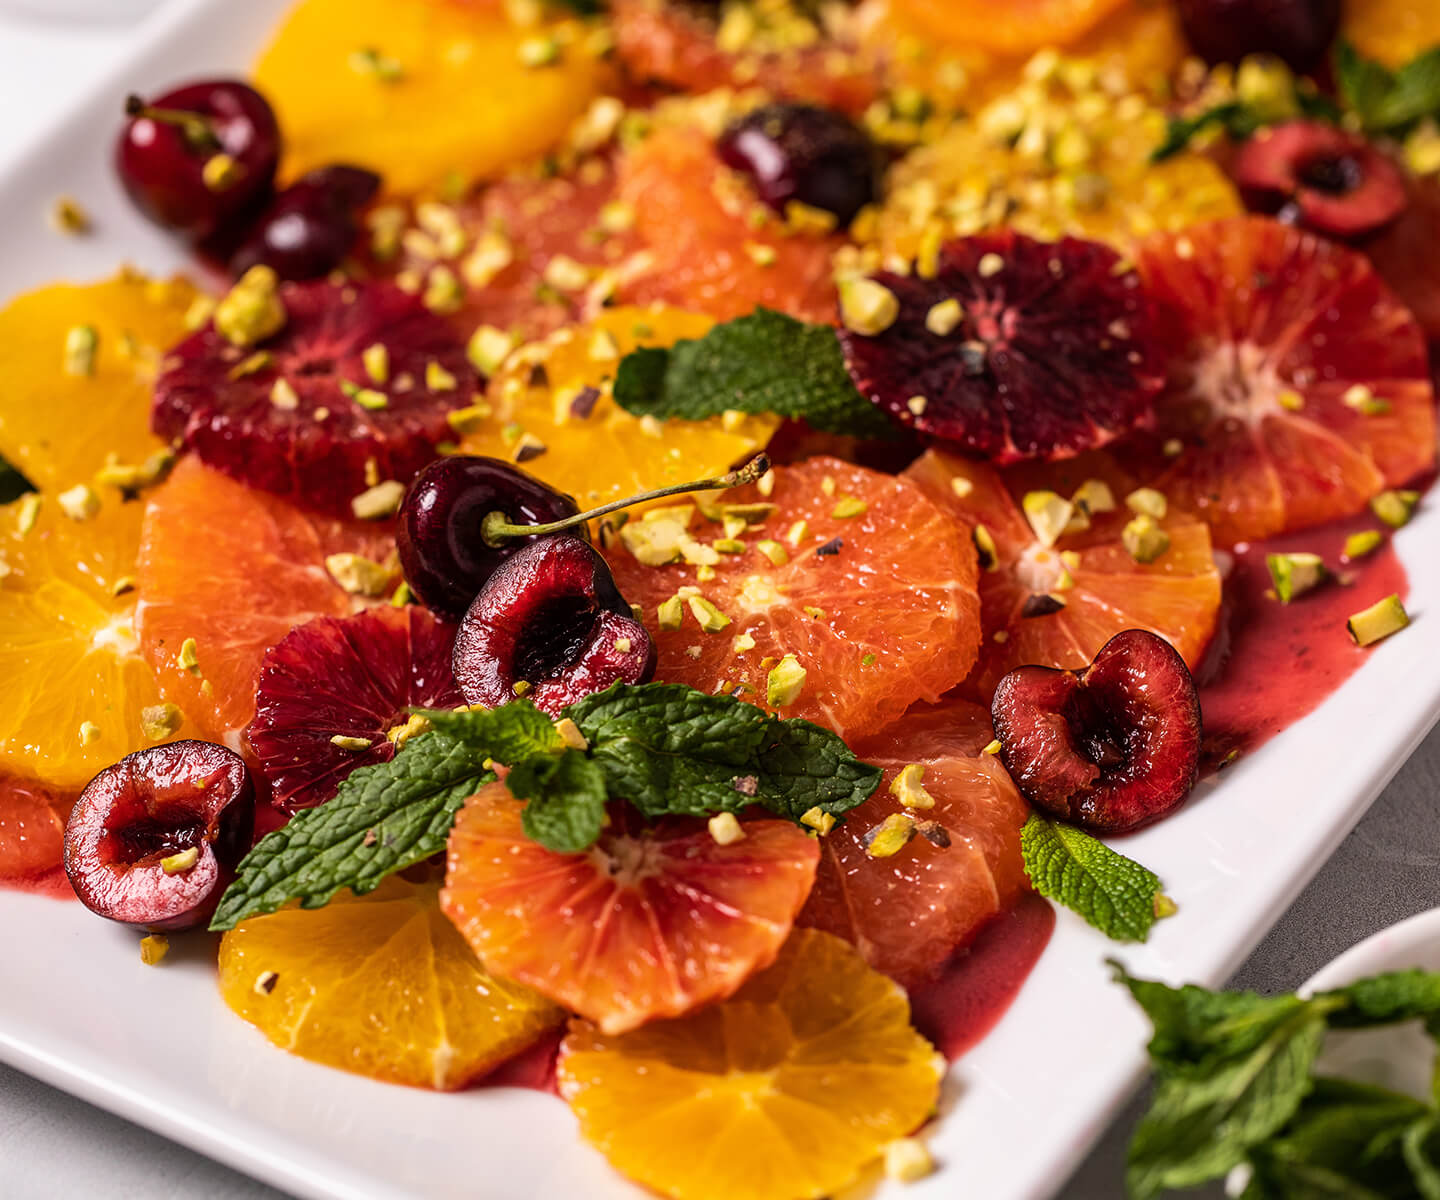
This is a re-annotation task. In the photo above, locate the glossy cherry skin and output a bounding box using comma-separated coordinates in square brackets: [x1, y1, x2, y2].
[397, 455, 584, 621]
[63, 741, 256, 932]
[1176, 0, 1340, 70]
[228, 165, 382, 281]
[716, 103, 878, 228]
[116, 80, 279, 241]
[453, 535, 655, 717]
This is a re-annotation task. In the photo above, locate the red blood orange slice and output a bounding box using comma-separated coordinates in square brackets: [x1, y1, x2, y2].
[442, 785, 818, 1034]
[1127, 216, 1435, 546]
[0, 776, 72, 883]
[135, 456, 393, 750]
[905, 449, 1222, 699]
[604, 456, 983, 741]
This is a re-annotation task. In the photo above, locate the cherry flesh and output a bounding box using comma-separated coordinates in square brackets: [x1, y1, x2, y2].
[398, 455, 585, 621]
[228, 165, 382, 281]
[716, 103, 878, 228]
[1176, 0, 1340, 71]
[452, 535, 655, 716]
[63, 740, 255, 931]
[116, 80, 279, 241]
[990, 630, 1201, 834]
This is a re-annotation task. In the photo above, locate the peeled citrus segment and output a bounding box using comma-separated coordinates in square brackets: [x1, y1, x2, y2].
[1130, 217, 1436, 546]
[890, 0, 1130, 54]
[852, 693, 997, 762]
[556, 928, 944, 1200]
[0, 775, 72, 882]
[135, 457, 392, 748]
[442, 785, 818, 1035]
[616, 126, 842, 324]
[0, 498, 185, 788]
[606, 456, 982, 741]
[1343, 0, 1440, 66]
[459, 305, 778, 511]
[799, 741, 1030, 988]
[253, 0, 611, 194]
[904, 449, 1221, 698]
[0, 271, 198, 494]
[219, 876, 563, 1090]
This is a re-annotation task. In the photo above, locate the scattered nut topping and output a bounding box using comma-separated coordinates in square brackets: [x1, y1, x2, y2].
[864, 812, 917, 858]
[202, 152, 244, 192]
[657, 594, 684, 630]
[50, 195, 91, 235]
[422, 265, 463, 315]
[349, 46, 404, 82]
[1371, 489, 1419, 529]
[883, 1137, 935, 1183]
[325, 552, 395, 597]
[1342, 530, 1383, 561]
[330, 734, 374, 751]
[362, 342, 390, 385]
[176, 637, 202, 675]
[139, 935, 170, 966]
[518, 34, 561, 67]
[386, 713, 432, 749]
[708, 811, 747, 846]
[63, 324, 99, 377]
[766, 654, 806, 706]
[1122, 513, 1170, 564]
[161, 846, 201, 875]
[57, 484, 100, 522]
[140, 703, 183, 741]
[838, 277, 900, 337]
[1266, 552, 1328, 604]
[215, 266, 286, 347]
[924, 298, 963, 336]
[889, 763, 935, 810]
[1125, 487, 1168, 519]
[351, 480, 406, 520]
[446, 402, 493, 434]
[799, 805, 836, 835]
[1021, 491, 1073, 548]
[831, 496, 868, 519]
[15, 493, 41, 535]
[554, 717, 589, 751]
[1347, 593, 1409, 647]
[78, 721, 101, 747]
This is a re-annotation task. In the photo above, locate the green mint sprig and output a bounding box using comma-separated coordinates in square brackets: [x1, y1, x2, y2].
[1337, 41, 1440, 136]
[1115, 962, 1440, 1198]
[1021, 813, 1174, 942]
[612, 307, 897, 439]
[211, 683, 881, 931]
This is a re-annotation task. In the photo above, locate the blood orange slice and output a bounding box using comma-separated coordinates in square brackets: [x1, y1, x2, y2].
[441, 784, 818, 1034]
[800, 695, 1030, 987]
[135, 457, 393, 749]
[604, 456, 983, 741]
[0, 775, 72, 883]
[1126, 216, 1435, 547]
[904, 449, 1222, 698]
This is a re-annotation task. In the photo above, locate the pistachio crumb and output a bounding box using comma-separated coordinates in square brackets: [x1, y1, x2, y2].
[351, 480, 406, 520]
[518, 34, 561, 67]
[708, 811, 746, 846]
[831, 496, 867, 519]
[386, 713, 432, 749]
[657, 595, 685, 630]
[1371, 489, 1420, 529]
[613, 636, 633, 653]
[800, 805, 836, 835]
[446, 402, 493, 434]
[325, 552, 394, 596]
[58, 484, 100, 522]
[766, 654, 806, 706]
[422, 265, 463, 315]
[949, 477, 974, 499]
[555, 717, 589, 751]
[270, 377, 300, 410]
[785, 520, 809, 547]
[50, 195, 91, 235]
[838, 278, 900, 336]
[349, 46, 404, 81]
[883, 1138, 935, 1183]
[756, 540, 788, 566]
[977, 252, 1005, 277]
[362, 342, 390, 385]
[688, 595, 731, 633]
[889, 762, 935, 809]
[215, 266, 286, 347]
[864, 812, 917, 858]
[139, 935, 170, 966]
[1342, 530, 1384, 561]
[176, 637, 202, 675]
[1122, 514, 1170, 563]
[906, 395, 928, 416]
[63, 324, 99, 377]
[160, 846, 200, 875]
[1347, 593, 1408, 647]
[1124, 487, 1167, 519]
[924, 297, 963, 336]
[78, 721, 101, 747]
[15, 493, 41, 535]
[140, 702, 183, 741]
[330, 734, 374, 751]
[1021, 491, 1073, 548]
[861, 652, 876, 666]
[202, 153, 244, 192]
[982, 739, 1001, 755]
[1266, 552, 1328, 604]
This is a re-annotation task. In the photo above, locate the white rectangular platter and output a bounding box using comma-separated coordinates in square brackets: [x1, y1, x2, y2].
[3, 2, 1439, 1196]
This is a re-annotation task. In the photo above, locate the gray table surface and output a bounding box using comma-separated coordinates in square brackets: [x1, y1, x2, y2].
[7, 716, 1440, 1200]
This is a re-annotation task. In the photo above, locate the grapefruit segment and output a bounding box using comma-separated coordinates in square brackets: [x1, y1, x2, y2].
[556, 928, 943, 1200]
[219, 876, 564, 1089]
[441, 784, 818, 1034]
[605, 457, 983, 741]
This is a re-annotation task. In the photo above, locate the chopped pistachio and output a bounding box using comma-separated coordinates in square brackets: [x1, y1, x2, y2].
[722, 515, 749, 539]
[1371, 489, 1420, 529]
[883, 1138, 935, 1183]
[1021, 490, 1073, 548]
[390, 580, 414, 607]
[732, 631, 757, 653]
[325, 552, 394, 596]
[756, 540, 788, 566]
[542, 254, 590, 293]
[140, 702, 183, 741]
[202, 152, 244, 192]
[512, 680, 532, 697]
[820, 476, 836, 497]
[950, 476, 974, 499]
[1277, 388, 1304, 412]
[906, 395, 928, 416]
[446, 402, 493, 434]
[215, 265, 286, 347]
[349, 46, 404, 81]
[1122, 513, 1170, 563]
[1069, 478, 1116, 516]
[351, 479, 406, 520]
[270, 377, 300, 410]
[620, 509, 692, 566]
[1124, 487, 1167, 519]
[785, 520, 809, 547]
[977, 251, 1005, 278]
[15, 493, 40, 535]
[1404, 118, 1440, 176]
[1342, 383, 1390, 416]
[518, 34, 561, 67]
[78, 721, 101, 747]
[386, 713, 432, 749]
[803, 605, 826, 620]
[139, 934, 170, 966]
[1347, 593, 1409, 647]
[832, 496, 868, 519]
[889, 762, 935, 810]
[743, 241, 778, 266]
[253, 969, 280, 995]
[1162, 438, 1184, 457]
[58, 484, 99, 522]
[861, 652, 876, 666]
[461, 230, 515, 288]
[95, 448, 176, 495]
[973, 523, 998, 570]
[688, 595, 731, 632]
[757, 469, 776, 498]
[864, 812, 917, 858]
[161, 846, 200, 875]
[924, 297, 963, 336]
[176, 637, 202, 675]
[422, 265, 463, 315]
[982, 738, 1001, 755]
[50, 195, 91, 235]
[331, 734, 374, 751]
[549, 718, 588, 752]
[707, 811, 746, 846]
[1342, 530, 1384, 561]
[612, 637, 632, 655]
[63, 324, 99, 376]
[800, 805, 836, 835]
[183, 295, 216, 331]
[767, 654, 806, 706]
[341, 379, 389, 410]
[713, 538, 746, 554]
[657, 595, 685, 630]
[838, 278, 900, 336]
[362, 342, 390, 385]
[425, 361, 458, 392]
[589, 328, 621, 362]
[1266, 552, 1328, 604]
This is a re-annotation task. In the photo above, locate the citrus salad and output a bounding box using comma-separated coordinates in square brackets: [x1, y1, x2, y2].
[2, 0, 1440, 1195]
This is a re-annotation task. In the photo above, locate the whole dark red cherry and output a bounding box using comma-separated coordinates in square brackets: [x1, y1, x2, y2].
[228, 165, 382, 281]
[116, 80, 279, 241]
[1176, 0, 1340, 71]
[397, 455, 584, 621]
[453, 535, 655, 716]
[716, 103, 878, 228]
[64, 740, 256, 931]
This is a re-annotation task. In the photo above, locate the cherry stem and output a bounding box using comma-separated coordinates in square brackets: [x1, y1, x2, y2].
[481, 453, 772, 545]
[125, 95, 220, 152]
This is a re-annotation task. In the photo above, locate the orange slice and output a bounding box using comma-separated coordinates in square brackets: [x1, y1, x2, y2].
[888, 0, 1131, 54]
[0, 497, 185, 788]
[253, 0, 612, 194]
[0, 775, 72, 883]
[442, 784, 818, 1034]
[135, 457, 393, 749]
[459, 305, 778, 511]
[0, 271, 198, 494]
[556, 928, 944, 1200]
[904, 450, 1222, 698]
[1343, 0, 1440, 66]
[605, 456, 982, 741]
[219, 875, 563, 1089]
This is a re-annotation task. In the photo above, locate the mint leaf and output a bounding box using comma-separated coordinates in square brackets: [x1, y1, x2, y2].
[1373, 48, 1440, 129]
[507, 748, 608, 853]
[210, 731, 494, 930]
[417, 699, 562, 761]
[612, 308, 896, 439]
[569, 682, 880, 823]
[0, 455, 31, 505]
[1322, 969, 1440, 1028]
[1152, 100, 1258, 162]
[1337, 41, 1398, 129]
[1404, 1118, 1440, 1200]
[1021, 814, 1172, 941]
